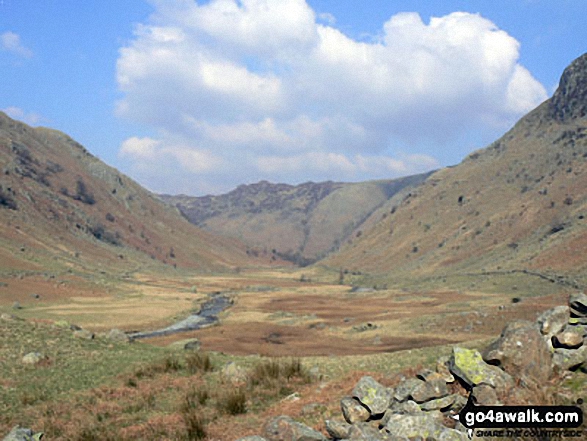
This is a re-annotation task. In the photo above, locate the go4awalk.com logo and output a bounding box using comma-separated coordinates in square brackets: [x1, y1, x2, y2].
[454, 395, 584, 439]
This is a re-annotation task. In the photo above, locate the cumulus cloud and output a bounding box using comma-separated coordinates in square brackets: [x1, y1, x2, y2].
[116, 0, 547, 195]
[0, 31, 33, 58]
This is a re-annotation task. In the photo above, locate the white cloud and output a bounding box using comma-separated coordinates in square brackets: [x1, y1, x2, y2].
[0, 31, 33, 58]
[2, 107, 41, 125]
[116, 1, 547, 195]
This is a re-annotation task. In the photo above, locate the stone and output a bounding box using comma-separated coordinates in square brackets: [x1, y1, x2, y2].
[347, 422, 390, 440]
[2, 426, 43, 441]
[107, 328, 131, 343]
[341, 397, 371, 424]
[553, 325, 584, 349]
[537, 306, 569, 336]
[236, 437, 267, 441]
[419, 394, 457, 411]
[382, 413, 466, 441]
[352, 322, 378, 332]
[388, 400, 422, 416]
[263, 416, 326, 441]
[12, 302, 21, 310]
[352, 376, 392, 415]
[436, 356, 455, 383]
[0, 313, 20, 321]
[325, 419, 352, 440]
[221, 362, 248, 386]
[417, 369, 445, 383]
[393, 378, 424, 402]
[449, 347, 513, 390]
[569, 292, 587, 317]
[21, 352, 45, 366]
[552, 346, 587, 371]
[410, 378, 449, 403]
[73, 329, 94, 340]
[472, 384, 500, 405]
[481, 320, 551, 384]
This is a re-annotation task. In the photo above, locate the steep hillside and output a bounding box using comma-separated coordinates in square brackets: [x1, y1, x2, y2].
[325, 53, 587, 283]
[0, 112, 253, 275]
[162, 174, 430, 264]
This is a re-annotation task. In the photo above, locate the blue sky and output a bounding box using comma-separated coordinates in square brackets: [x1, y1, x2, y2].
[0, 0, 585, 195]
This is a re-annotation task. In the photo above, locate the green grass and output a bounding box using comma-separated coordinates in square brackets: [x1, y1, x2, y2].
[0, 319, 165, 421]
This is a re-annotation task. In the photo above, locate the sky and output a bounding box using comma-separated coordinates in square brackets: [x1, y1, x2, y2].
[0, 1, 585, 196]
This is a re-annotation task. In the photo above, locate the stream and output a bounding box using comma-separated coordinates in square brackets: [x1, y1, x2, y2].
[128, 293, 232, 340]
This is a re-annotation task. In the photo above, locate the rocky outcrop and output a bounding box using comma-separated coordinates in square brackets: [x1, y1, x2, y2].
[548, 53, 587, 122]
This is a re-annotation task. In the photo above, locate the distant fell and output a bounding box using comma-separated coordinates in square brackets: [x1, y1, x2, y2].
[162, 173, 431, 265]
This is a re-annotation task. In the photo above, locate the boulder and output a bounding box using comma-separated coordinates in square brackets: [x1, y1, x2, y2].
[388, 400, 421, 416]
[341, 397, 371, 424]
[481, 320, 551, 384]
[410, 378, 449, 403]
[449, 347, 512, 390]
[347, 422, 390, 440]
[263, 416, 326, 441]
[537, 306, 569, 336]
[419, 394, 457, 412]
[183, 339, 201, 350]
[552, 346, 587, 371]
[472, 384, 500, 405]
[107, 329, 131, 343]
[569, 292, 587, 317]
[73, 329, 94, 340]
[435, 357, 455, 383]
[417, 368, 445, 383]
[393, 378, 424, 402]
[382, 413, 466, 441]
[21, 352, 45, 366]
[325, 419, 351, 440]
[553, 325, 584, 349]
[0, 313, 21, 321]
[352, 376, 392, 415]
[2, 426, 43, 441]
[12, 302, 22, 310]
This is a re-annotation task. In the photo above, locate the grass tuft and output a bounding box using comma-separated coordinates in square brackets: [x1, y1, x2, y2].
[216, 388, 247, 415]
[186, 351, 213, 374]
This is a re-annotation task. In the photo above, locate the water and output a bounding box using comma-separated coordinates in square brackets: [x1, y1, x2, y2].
[128, 293, 232, 340]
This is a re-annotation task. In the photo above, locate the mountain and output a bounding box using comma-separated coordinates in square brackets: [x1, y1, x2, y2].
[0, 112, 254, 275]
[324, 53, 587, 283]
[161, 174, 431, 265]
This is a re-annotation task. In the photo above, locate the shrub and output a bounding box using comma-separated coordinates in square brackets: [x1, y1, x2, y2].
[0, 187, 17, 210]
[74, 178, 95, 205]
[186, 352, 212, 374]
[181, 407, 207, 441]
[216, 389, 247, 415]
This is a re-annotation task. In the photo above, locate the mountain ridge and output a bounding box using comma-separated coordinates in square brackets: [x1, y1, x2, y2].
[323, 53, 587, 284]
[161, 172, 432, 264]
[0, 112, 256, 275]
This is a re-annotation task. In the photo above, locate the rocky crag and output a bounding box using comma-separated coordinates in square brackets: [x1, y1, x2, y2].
[239, 293, 587, 441]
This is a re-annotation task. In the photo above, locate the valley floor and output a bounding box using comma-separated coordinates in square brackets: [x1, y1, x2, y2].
[0, 266, 580, 439]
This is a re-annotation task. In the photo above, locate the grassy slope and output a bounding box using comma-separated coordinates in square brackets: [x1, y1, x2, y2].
[324, 102, 587, 286]
[0, 112, 256, 277]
